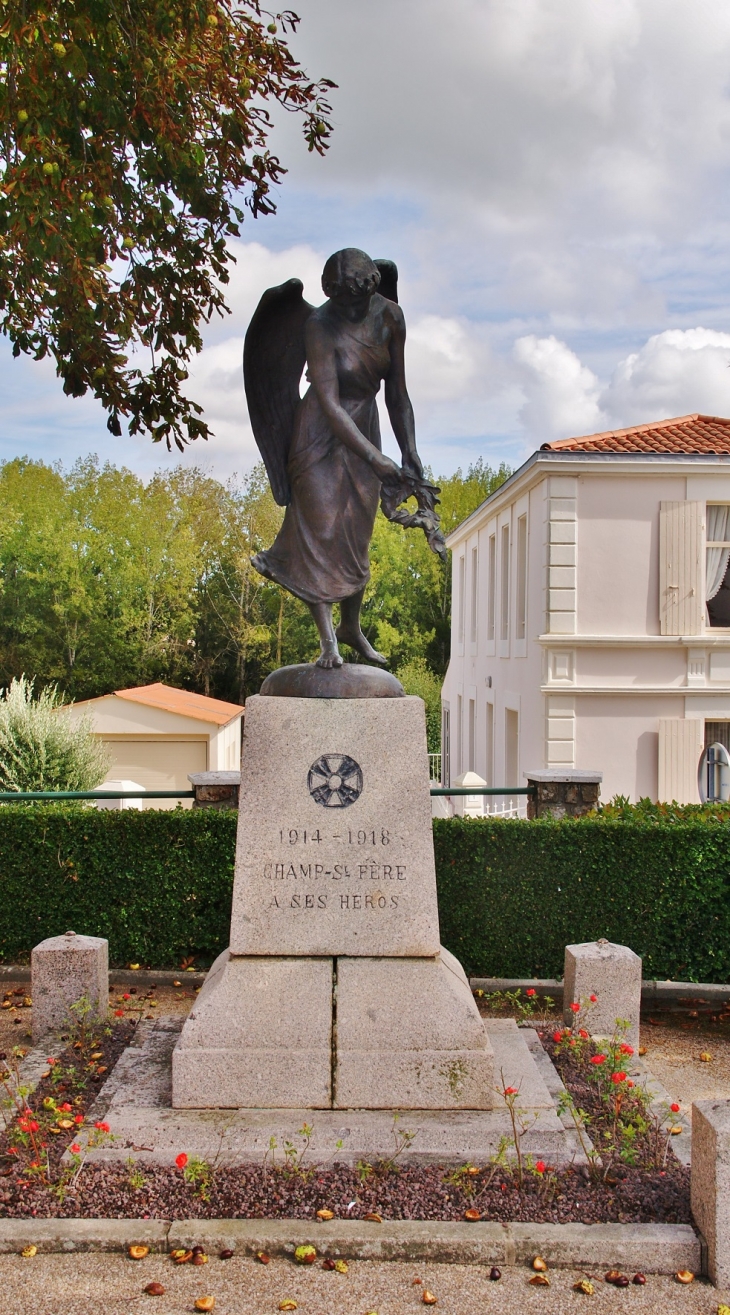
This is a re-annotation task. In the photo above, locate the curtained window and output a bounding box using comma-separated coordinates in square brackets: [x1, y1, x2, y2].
[707, 505, 730, 627]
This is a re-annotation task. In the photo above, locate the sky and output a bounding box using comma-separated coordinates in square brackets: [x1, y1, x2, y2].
[4, 0, 730, 484]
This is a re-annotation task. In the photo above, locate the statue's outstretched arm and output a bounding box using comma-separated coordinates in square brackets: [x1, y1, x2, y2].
[383, 305, 423, 480]
[305, 318, 401, 482]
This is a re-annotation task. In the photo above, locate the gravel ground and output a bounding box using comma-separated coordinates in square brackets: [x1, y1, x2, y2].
[0, 982, 198, 1051]
[0, 1253, 725, 1315]
[640, 1018, 730, 1108]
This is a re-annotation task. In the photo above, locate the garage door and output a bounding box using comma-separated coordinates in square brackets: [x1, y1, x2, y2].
[104, 740, 207, 809]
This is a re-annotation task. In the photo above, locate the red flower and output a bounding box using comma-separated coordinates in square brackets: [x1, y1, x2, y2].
[590, 1055, 606, 1065]
[7, 1147, 17, 1155]
[627, 1079, 635, 1088]
[46, 1057, 57, 1066]
[578, 1029, 589, 1039]
[611, 1071, 627, 1084]
[619, 1043, 634, 1055]
[525, 988, 536, 997]
[59, 1103, 72, 1113]
[535, 1160, 546, 1173]
[552, 1031, 563, 1043]
[74, 1114, 84, 1125]
[123, 993, 131, 1000]
[670, 1103, 680, 1113]
[69, 1143, 81, 1154]
[589, 994, 598, 1003]
[114, 1009, 124, 1017]
[503, 1087, 518, 1096]
[176, 1152, 188, 1169]
[94, 1121, 110, 1133]
[569, 1002, 581, 1013]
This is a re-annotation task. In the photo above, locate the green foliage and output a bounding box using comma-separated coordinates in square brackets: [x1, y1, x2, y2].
[0, 1, 334, 448]
[433, 816, 730, 982]
[0, 676, 110, 790]
[3, 808, 730, 983]
[0, 455, 507, 702]
[362, 460, 511, 674]
[596, 795, 730, 824]
[0, 806, 236, 966]
[395, 657, 441, 752]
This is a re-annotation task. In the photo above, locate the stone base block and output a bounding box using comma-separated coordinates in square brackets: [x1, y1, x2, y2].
[172, 951, 333, 1109]
[335, 948, 494, 1109]
[563, 939, 641, 1050]
[31, 931, 108, 1041]
[691, 1097, 730, 1286]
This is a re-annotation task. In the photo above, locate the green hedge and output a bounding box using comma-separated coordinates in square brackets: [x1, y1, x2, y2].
[0, 806, 236, 968]
[434, 816, 730, 982]
[1, 807, 730, 981]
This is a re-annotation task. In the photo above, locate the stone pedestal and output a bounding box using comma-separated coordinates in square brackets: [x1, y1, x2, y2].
[563, 939, 641, 1050]
[172, 693, 493, 1110]
[172, 951, 333, 1108]
[189, 771, 240, 810]
[525, 770, 602, 819]
[691, 1098, 730, 1285]
[31, 931, 108, 1041]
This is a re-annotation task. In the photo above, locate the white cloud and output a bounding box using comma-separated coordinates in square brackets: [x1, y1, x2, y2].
[404, 316, 478, 402]
[601, 327, 730, 423]
[513, 335, 604, 440]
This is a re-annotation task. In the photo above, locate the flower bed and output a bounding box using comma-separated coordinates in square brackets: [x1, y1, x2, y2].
[0, 1005, 689, 1224]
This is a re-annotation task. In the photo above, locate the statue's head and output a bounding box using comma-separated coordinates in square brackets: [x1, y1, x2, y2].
[321, 248, 380, 303]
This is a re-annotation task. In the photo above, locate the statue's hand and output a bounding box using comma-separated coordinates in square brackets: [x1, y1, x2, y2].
[371, 451, 402, 483]
[402, 450, 424, 480]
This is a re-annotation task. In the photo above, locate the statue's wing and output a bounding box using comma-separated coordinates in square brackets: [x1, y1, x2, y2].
[243, 278, 314, 506]
[374, 259, 398, 304]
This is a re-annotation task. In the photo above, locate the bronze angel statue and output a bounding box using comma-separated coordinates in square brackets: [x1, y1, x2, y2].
[244, 247, 446, 671]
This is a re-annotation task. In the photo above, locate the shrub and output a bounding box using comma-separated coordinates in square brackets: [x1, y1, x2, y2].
[395, 658, 441, 752]
[1, 809, 730, 981]
[434, 815, 730, 982]
[0, 677, 111, 792]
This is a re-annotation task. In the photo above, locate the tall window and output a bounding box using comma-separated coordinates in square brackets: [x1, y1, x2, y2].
[441, 704, 450, 787]
[470, 547, 478, 644]
[457, 693, 463, 775]
[485, 702, 494, 786]
[500, 524, 510, 641]
[487, 534, 496, 641]
[707, 506, 730, 627]
[468, 698, 476, 772]
[505, 708, 519, 784]
[516, 514, 527, 640]
[457, 555, 466, 644]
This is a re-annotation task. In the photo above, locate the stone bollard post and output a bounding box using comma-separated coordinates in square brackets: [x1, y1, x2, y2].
[31, 931, 108, 1041]
[524, 770, 602, 819]
[188, 771, 240, 809]
[691, 1099, 730, 1285]
[563, 939, 641, 1050]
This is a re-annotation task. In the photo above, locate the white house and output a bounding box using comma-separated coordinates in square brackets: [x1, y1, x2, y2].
[441, 413, 730, 807]
[69, 682, 244, 808]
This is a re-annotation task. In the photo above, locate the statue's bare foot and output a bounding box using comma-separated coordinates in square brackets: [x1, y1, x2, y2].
[316, 642, 343, 669]
[336, 626, 387, 665]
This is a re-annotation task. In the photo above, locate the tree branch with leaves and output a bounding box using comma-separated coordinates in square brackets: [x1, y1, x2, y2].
[0, 0, 334, 448]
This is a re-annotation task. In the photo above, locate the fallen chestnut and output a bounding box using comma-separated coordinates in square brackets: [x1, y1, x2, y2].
[614, 1275, 630, 1288]
[489, 1266, 501, 1281]
[219, 1249, 234, 1261]
[633, 1273, 646, 1285]
[144, 1283, 165, 1297]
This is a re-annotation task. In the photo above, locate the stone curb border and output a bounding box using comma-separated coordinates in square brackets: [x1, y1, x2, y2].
[0, 966, 207, 988]
[1, 963, 727, 1002]
[470, 977, 730, 1007]
[0, 1218, 703, 1274]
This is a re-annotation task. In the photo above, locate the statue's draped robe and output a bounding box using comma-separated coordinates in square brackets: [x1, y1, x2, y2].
[252, 326, 389, 605]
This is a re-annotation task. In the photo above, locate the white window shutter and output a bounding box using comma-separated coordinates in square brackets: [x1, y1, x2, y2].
[659, 501, 704, 635]
[658, 718, 703, 803]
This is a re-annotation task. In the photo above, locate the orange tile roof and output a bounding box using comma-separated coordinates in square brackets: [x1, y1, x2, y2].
[113, 683, 244, 725]
[540, 413, 730, 455]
